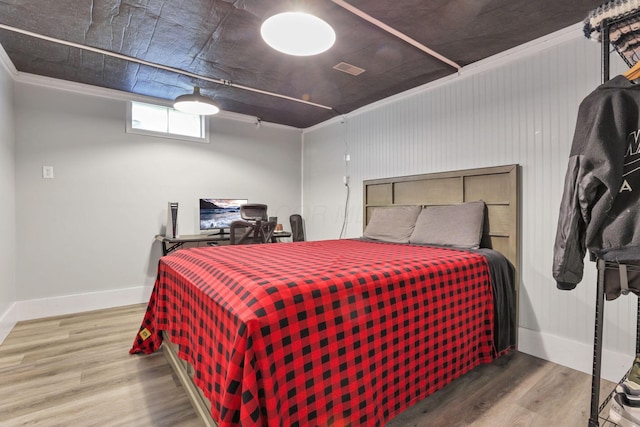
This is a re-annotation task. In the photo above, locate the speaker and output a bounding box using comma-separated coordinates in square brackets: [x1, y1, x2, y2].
[166, 202, 179, 238]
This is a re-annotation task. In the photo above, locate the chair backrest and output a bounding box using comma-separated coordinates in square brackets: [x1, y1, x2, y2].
[229, 219, 277, 245]
[261, 220, 277, 243]
[241, 204, 268, 221]
[229, 220, 255, 245]
[290, 214, 305, 242]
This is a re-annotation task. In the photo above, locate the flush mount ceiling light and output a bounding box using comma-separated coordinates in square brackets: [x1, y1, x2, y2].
[173, 87, 220, 115]
[261, 12, 336, 56]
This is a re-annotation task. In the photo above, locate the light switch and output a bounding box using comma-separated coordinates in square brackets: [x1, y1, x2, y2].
[42, 165, 54, 179]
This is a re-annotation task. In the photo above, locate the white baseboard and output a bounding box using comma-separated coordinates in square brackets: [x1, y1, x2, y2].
[0, 302, 18, 344]
[0, 286, 154, 345]
[518, 326, 634, 383]
[15, 285, 154, 322]
[2, 293, 634, 384]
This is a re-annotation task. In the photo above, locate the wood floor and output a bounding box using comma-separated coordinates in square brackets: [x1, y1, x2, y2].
[0, 304, 620, 426]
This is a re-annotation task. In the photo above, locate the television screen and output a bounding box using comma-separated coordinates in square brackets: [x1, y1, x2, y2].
[199, 198, 248, 232]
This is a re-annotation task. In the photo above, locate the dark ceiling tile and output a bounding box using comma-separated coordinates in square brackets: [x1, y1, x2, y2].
[0, 0, 605, 128]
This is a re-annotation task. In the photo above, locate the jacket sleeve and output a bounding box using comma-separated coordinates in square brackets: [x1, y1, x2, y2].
[553, 155, 589, 290]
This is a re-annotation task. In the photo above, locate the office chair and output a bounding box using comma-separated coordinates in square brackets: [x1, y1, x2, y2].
[229, 204, 276, 245]
[229, 220, 273, 244]
[290, 214, 305, 242]
[240, 204, 268, 221]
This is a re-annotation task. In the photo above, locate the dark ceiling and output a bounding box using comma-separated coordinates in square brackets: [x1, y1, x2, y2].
[0, 0, 603, 128]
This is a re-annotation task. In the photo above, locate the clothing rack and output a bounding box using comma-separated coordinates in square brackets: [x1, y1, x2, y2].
[590, 13, 640, 427]
[589, 261, 640, 426]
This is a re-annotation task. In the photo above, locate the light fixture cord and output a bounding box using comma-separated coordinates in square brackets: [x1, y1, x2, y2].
[339, 116, 350, 239]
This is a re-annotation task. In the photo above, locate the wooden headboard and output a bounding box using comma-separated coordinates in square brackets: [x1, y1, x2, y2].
[363, 164, 520, 290]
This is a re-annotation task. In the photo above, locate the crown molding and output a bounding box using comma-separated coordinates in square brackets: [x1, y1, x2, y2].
[0, 43, 17, 77]
[304, 22, 586, 133]
[6, 65, 297, 130]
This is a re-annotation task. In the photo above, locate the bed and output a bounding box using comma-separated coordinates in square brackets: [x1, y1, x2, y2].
[131, 164, 519, 427]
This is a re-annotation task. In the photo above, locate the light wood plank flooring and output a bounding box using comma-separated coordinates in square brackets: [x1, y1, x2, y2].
[0, 304, 621, 426]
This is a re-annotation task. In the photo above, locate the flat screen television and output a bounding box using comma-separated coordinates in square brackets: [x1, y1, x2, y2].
[199, 198, 248, 234]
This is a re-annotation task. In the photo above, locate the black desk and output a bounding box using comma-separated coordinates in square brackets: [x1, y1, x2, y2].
[156, 232, 292, 256]
[155, 233, 228, 255]
[271, 231, 292, 242]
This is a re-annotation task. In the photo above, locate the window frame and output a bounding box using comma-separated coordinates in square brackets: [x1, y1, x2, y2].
[126, 101, 210, 143]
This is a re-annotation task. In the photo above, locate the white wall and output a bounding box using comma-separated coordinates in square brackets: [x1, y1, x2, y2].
[13, 80, 301, 318]
[302, 27, 634, 381]
[0, 50, 16, 342]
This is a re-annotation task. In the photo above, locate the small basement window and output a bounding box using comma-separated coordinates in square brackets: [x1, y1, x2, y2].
[127, 101, 209, 143]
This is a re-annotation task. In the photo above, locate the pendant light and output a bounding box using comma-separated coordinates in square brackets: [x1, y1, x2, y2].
[261, 12, 336, 56]
[173, 87, 220, 115]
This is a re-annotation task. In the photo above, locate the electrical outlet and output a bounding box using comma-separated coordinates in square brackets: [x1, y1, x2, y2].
[343, 175, 349, 185]
[344, 154, 350, 162]
[42, 165, 54, 179]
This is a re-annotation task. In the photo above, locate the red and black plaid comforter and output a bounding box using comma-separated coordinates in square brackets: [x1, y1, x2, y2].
[131, 239, 504, 426]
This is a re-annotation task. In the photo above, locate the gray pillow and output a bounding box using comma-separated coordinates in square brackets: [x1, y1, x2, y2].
[363, 205, 421, 243]
[409, 201, 485, 248]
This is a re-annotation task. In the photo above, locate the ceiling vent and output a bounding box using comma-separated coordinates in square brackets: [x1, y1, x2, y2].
[333, 62, 366, 76]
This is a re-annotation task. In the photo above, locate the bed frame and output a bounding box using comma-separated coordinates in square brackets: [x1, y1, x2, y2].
[163, 331, 216, 427]
[164, 164, 520, 427]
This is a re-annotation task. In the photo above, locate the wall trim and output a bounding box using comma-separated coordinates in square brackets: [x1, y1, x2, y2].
[518, 326, 632, 383]
[14, 72, 297, 130]
[0, 43, 17, 77]
[0, 286, 154, 345]
[0, 302, 18, 344]
[4, 297, 631, 383]
[304, 22, 586, 133]
[0, 53, 296, 132]
[14, 285, 154, 323]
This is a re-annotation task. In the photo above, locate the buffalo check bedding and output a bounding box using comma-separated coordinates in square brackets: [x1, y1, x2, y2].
[131, 239, 515, 427]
